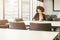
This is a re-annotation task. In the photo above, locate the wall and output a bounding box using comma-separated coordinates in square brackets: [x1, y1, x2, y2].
[19, 0, 22, 18]
[44, 0, 53, 15]
[0, 0, 3, 19]
[44, 0, 60, 17]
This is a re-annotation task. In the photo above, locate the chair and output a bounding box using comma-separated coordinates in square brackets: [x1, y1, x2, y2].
[15, 18, 23, 22]
[51, 15, 57, 18]
[9, 22, 26, 30]
[45, 15, 52, 21]
[53, 18, 60, 21]
[0, 20, 8, 25]
[0, 20, 9, 28]
[30, 23, 51, 31]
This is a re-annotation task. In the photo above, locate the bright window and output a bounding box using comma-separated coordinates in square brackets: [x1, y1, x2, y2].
[4, 0, 19, 21]
[21, 0, 30, 21]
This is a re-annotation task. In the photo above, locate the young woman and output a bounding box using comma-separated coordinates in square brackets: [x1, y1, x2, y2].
[33, 6, 45, 21]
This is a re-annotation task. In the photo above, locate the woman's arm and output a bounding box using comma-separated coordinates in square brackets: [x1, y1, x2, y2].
[32, 13, 37, 21]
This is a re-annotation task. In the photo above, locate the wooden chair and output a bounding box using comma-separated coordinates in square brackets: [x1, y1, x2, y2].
[0, 20, 8, 25]
[15, 18, 23, 22]
[9, 22, 26, 30]
[0, 20, 9, 28]
[53, 18, 60, 21]
[30, 23, 51, 31]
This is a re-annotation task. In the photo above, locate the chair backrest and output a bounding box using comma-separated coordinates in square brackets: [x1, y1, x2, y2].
[9, 22, 26, 30]
[45, 15, 52, 21]
[15, 18, 23, 22]
[51, 15, 57, 18]
[0, 20, 8, 25]
[0, 19, 9, 28]
[53, 18, 60, 21]
[30, 23, 51, 31]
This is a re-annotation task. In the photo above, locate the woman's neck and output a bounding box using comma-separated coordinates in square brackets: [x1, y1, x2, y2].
[39, 13, 43, 15]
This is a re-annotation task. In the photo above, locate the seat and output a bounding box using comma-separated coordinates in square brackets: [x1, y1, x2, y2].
[53, 18, 60, 21]
[51, 15, 57, 18]
[15, 18, 23, 22]
[0, 20, 9, 28]
[9, 22, 26, 30]
[30, 23, 51, 31]
[45, 15, 53, 21]
[0, 20, 8, 25]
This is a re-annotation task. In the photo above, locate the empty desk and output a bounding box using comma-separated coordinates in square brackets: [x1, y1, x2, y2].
[0, 29, 58, 40]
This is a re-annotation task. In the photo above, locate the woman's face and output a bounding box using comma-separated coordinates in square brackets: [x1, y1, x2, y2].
[37, 9, 42, 14]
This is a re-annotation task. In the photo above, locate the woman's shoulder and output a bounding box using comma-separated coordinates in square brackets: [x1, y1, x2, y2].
[35, 13, 39, 16]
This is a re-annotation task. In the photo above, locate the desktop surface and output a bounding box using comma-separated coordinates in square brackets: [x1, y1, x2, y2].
[0, 29, 58, 40]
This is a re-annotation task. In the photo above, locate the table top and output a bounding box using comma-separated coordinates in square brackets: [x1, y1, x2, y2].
[0, 29, 58, 40]
[9, 21, 60, 26]
[20, 21, 60, 26]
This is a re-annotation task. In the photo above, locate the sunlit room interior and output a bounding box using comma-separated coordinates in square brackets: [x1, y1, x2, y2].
[0, 0, 60, 40]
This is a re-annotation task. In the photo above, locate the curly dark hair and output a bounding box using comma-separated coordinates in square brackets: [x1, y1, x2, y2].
[36, 6, 44, 12]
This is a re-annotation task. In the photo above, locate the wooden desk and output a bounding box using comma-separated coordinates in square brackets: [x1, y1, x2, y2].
[20, 21, 60, 31]
[9, 21, 60, 31]
[0, 29, 58, 40]
[20, 21, 60, 26]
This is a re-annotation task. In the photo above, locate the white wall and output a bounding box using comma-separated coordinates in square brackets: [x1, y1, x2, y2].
[19, 0, 22, 18]
[0, 0, 3, 19]
[44, 0, 60, 17]
[44, 0, 53, 15]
